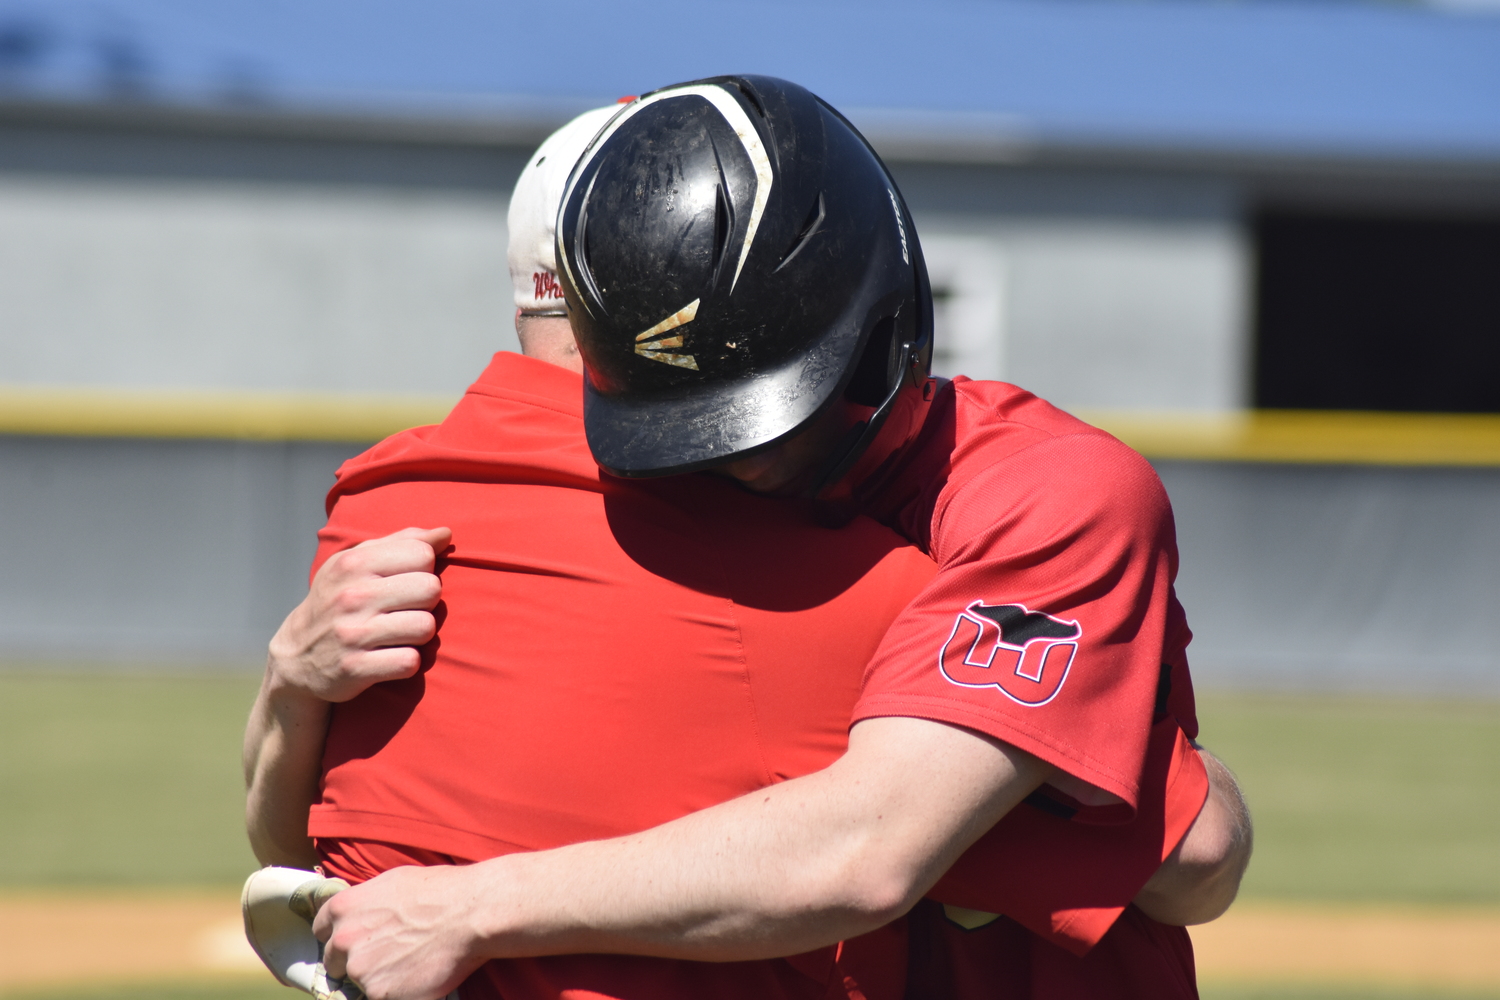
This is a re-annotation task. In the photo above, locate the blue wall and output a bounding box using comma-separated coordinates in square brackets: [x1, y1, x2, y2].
[2, 0, 1498, 159]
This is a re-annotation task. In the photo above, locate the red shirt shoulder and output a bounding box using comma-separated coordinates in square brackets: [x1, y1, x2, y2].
[319, 352, 598, 524]
[853, 378, 1205, 956]
[855, 377, 1196, 809]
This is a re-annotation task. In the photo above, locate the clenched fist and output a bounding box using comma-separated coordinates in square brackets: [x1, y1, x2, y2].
[268, 526, 452, 704]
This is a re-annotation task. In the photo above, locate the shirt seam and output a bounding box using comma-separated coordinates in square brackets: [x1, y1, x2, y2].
[725, 593, 775, 789]
[465, 382, 582, 421]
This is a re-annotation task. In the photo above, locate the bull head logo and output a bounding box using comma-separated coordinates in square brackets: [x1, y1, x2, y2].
[938, 601, 1080, 707]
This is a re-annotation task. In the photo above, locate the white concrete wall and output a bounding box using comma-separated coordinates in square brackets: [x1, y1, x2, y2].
[0, 168, 1248, 413]
[922, 234, 1008, 383]
[894, 163, 1249, 413]
[0, 154, 1491, 692]
[5, 434, 1495, 693]
[0, 176, 518, 396]
[913, 211, 1249, 412]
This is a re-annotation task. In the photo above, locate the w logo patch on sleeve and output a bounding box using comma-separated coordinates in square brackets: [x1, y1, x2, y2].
[938, 601, 1081, 706]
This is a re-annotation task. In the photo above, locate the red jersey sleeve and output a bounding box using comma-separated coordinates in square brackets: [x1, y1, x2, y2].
[924, 720, 1208, 954]
[852, 430, 1184, 815]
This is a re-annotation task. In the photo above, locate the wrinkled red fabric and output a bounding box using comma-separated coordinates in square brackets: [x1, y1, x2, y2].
[310, 355, 1209, 999]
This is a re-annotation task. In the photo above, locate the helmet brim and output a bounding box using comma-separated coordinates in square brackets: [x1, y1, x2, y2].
[583, 315, 861, 478]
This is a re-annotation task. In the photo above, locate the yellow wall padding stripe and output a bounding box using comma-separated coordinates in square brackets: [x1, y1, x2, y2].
[0, 386, 459, 442]
[2, 389, 1498, 466]
[1080, 410, 1500, 467]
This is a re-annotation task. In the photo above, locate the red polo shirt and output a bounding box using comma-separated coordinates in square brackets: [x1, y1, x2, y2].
[311, 352, 934, 1000]
[845, 376, 1209, 997]
[310, 356, 1209, 1000]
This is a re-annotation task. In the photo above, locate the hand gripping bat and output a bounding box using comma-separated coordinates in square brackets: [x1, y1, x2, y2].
[242, 866, 460, 1000]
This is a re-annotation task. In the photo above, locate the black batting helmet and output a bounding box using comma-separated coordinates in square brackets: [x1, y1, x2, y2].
[557, 74, 932, 485]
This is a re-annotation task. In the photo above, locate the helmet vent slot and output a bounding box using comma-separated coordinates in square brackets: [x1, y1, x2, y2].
[845, 314, 897, 407]
[710, 183, 734, 288]
[774, 193, 825, 273]
[735, 80, 767, 118]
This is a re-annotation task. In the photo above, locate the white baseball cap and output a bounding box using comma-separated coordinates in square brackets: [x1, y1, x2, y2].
[508, 104, 626, 315]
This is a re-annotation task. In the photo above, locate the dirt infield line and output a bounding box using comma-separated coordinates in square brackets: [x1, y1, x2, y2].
[1191, 901, 1500, 990]
[0, 892, 263, 991]
[2, 892, 1497, 992]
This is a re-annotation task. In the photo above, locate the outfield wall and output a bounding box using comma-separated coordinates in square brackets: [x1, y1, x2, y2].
[1, 435, 1496, 694]
[1159, 461, 1500, 694]
[0, 435, 362, 664]
[1, 104, 1497, 690]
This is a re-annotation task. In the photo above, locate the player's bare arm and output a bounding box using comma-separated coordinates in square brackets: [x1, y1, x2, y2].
[307, 719, 1252, 999]
[1134, 746, 1253, 925]
[721, 430, 1255, 929]
[244, 526, 450, 867]
[313, 714, 1050, 998]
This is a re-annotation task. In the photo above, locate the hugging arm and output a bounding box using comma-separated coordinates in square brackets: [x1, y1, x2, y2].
[310, 715, 1252, 1000]
[314, 714, 1051, 998]
[244, 527, 450, 868]
[259, 529, 1250, 999]
[1134, 744, 1252, 925]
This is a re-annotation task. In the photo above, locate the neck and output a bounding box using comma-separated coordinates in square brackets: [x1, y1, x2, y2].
[517, 315, 584, 374]
[835, 378, 944, 504]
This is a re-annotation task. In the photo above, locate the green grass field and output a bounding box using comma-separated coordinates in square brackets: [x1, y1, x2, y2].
[0, 672, 263, 887]
[1195, 691, 1500, 906]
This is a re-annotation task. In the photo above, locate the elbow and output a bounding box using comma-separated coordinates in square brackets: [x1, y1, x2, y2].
[1185, 838, 1252, 925]
[247, 824, 320, 871]
[1137, 830, 1251, 926]
[1134, 749, 1253, 926]
[796, 840, 928, 932]
[839, 869, 921, 928]
[245, 784, 321, 870]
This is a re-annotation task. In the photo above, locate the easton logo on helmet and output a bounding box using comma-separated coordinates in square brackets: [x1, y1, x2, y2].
[938, 601, 1081, 706]
[634, 299, 701, 370]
